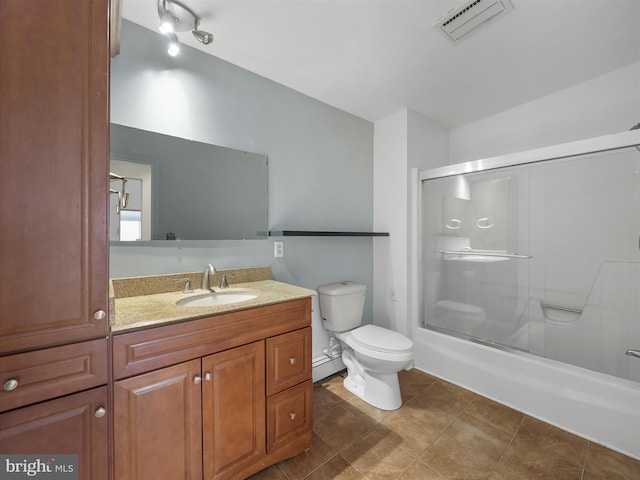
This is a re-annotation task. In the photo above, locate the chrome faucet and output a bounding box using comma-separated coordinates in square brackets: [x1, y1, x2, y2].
[202, 264, 217, 291]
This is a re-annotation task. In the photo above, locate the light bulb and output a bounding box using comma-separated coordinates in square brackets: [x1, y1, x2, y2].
[167, 34, 180, 56]
[159, 21, 174, 34]
[158, 10, 175, 34]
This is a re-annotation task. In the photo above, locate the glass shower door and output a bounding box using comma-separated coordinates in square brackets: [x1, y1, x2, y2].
[422, 166, 534, 352]
[536, 148, 640, 381]
[421, 145, 640, 382]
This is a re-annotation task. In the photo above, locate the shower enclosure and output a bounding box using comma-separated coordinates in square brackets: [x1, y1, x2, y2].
[420, 135, 640, 384]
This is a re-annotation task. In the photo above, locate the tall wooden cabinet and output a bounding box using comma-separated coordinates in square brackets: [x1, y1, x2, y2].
[0, 0, 110, 353]
[0, 1, 110, 478]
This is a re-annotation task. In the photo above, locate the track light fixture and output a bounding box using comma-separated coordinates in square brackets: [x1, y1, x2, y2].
[157, 0, 214, 55]
[192, 29, 214, 45]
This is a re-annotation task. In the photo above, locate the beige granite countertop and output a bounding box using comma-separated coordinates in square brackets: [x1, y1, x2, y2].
[111, 279, 316, 333]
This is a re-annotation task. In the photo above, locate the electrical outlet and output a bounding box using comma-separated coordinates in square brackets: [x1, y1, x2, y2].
[390, 287, 399, 302]
[274, 240, 284, 258]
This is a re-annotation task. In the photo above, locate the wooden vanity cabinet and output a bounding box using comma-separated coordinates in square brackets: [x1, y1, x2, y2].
[112, 298, 313, 480]
[203, 342, 266, 480]
[266, 327, 312, 453]
[114, 344, 266, 480]
[114, 360, 204, 480]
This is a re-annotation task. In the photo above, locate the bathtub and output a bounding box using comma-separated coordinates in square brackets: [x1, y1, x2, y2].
[412, 326, 640, 459]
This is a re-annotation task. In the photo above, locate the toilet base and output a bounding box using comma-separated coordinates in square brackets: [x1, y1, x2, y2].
[343, 371, 402, 410]
[341, 349, 403, 410]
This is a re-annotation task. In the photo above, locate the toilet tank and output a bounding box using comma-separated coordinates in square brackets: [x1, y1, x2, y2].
[317, 282, 366, 332]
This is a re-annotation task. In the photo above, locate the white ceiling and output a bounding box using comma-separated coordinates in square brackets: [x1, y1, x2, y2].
[122, 0, 640, 128]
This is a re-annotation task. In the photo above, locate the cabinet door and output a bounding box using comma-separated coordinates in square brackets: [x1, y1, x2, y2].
[0, 386, 109, 480]
[203, 341, 265, 480]
[114, 360, 202, 480]
[0, 0, 109, 353]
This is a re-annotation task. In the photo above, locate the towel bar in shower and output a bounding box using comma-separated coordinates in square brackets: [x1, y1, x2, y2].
[540, 303, 583, 315]
[440, 250, 532, 259]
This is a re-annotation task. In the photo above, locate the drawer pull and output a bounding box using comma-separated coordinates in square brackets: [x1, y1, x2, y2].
[204, 372, 213, 381]
[289, 412, 296, 421]
[3, 379, 18, 391]
[93, 309, 106, 320]
[94, 407, 107, 418]
[194, 376, 202, 384]
[289, 357, 296, 365]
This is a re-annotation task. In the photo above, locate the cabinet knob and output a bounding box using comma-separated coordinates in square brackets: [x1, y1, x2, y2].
[93, 310, 106, 320]
[289, 357, 296, 365]
[94, 407, 107, 418]
[3, 379, 18, 391]
[194, 376, 202, 384]
[289, 412, 297, 421]
[204, 372, 213, 381]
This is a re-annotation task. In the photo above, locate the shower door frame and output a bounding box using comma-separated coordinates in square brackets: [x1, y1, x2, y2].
[419, 130, 640, 183]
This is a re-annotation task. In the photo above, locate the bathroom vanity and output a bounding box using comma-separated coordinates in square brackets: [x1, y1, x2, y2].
[110, 272, 314, 480]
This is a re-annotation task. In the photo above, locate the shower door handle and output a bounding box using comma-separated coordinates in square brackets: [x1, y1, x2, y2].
[476, 217, 494, 229]
[445, 218, 462, 230]
[625, 349, 640, 359]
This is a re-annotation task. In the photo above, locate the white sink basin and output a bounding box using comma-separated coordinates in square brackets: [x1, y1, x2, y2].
[176, 291, 258, 307]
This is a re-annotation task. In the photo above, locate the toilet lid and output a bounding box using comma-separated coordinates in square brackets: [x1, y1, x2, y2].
[351, 325, 413, 353]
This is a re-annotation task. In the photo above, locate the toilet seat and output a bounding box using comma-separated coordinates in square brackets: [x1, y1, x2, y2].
[352, 325, 413, 353]
[339, 325, 413, 362]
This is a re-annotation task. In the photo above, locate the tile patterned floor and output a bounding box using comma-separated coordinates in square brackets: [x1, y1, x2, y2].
[249, 369, 640, 480]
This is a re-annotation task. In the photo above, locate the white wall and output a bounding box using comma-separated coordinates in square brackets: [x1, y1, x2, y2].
[110, 21, 374, 377]
[449, 62, 640, 164]
[406, 111, 449, 340]
[373, 109, 448, 336]
[373, 110, 407, 334]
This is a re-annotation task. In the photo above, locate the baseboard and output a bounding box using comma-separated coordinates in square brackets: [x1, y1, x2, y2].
[312, 355, 345, 382]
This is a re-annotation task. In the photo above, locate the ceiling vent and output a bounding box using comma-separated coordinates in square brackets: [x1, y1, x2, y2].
[434, 0, 515, 43]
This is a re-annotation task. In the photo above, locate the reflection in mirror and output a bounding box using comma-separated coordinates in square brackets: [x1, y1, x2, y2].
[110, 160, 151, 241]
[110, 124, 268, 241]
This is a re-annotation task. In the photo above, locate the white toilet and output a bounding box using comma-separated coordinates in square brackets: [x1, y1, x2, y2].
[317, 281, 414, 410]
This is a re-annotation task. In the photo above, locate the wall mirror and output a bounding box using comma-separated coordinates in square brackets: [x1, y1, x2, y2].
[110, 123, 268, 241]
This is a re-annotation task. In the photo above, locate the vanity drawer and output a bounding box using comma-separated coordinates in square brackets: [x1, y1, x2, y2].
[266, 327, 311, 396]
[0, 338, 108, 412]
[266, 380, 312, 453]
